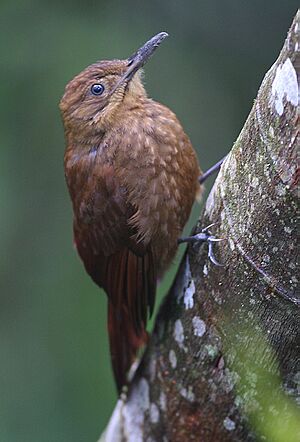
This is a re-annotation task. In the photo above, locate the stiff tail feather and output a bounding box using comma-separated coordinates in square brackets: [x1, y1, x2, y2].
[106, 248, 156, 393]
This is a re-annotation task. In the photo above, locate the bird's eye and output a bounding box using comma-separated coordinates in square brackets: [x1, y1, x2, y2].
[91, 83, 105, 96]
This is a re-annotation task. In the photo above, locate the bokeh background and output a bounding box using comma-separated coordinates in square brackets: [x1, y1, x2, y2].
[0, 1, 298, 440]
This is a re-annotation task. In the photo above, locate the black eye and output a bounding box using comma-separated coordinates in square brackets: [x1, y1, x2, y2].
[91, 83, 105, 95]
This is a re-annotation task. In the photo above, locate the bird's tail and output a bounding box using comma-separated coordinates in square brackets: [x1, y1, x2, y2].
[108, 300, 148, 393]
[106, 248, 156, 393]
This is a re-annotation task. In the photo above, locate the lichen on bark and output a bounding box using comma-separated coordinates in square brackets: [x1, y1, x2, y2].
[100, 11, 299, 442]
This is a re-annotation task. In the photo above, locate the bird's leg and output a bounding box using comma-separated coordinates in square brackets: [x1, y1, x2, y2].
[178, 223, 224, 266]
[199, 155, 228, 184]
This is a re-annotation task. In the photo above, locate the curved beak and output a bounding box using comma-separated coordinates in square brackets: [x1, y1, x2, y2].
[112, 32, 169, 92]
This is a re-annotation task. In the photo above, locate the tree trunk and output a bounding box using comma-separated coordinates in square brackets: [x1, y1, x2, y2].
[100, 11, 299, 442]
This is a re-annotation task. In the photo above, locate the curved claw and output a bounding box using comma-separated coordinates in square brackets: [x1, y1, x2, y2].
[178, 224, 225, 267]
[207, 237, 225, 243]
[202, 222, 218, 233]
[208, 241, 224, 266]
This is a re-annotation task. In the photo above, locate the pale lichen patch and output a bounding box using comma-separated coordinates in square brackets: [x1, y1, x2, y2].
[262, 254, 270, 265]
[228, 237, 235, 251]
[281, 165, 296, 184]
[159, 391, 167, 412]
[275, 183, 286, 196]
[122, 377, 150, 442]
[183, 279, 195, 309]
[103, 399, 124, 442]
[180, 386, 195, 402]
[192, 316, 206, 337]
[269, 126, 274, 137]
[176, 255, 192, 305]
[169, 349, 177, 369]
[150, 403, 160, 424]
[175, 252, 197, 310]
[173, 319, 185, 350]
[270, 58, 298, 116]
[205, 345, 219, 359]
[251, 176, 259, 188]
[223, 416, 236, 431]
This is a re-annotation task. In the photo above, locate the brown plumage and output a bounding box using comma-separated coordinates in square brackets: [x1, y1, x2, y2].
[60, 33, 202, 393]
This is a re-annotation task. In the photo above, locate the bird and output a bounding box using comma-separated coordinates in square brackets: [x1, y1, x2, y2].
[60, 32, 203, 393]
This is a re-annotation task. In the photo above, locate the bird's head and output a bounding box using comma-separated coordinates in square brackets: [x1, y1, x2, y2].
[60, 32, 168, 138]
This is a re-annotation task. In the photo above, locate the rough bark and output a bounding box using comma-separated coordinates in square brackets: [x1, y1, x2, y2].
[100, 11, 299, 442]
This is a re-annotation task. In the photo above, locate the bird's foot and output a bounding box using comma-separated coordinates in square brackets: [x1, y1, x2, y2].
[178, 223, 224, 266]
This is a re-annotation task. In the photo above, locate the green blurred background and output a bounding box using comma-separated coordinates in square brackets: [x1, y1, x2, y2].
[0, 1, 297, 440]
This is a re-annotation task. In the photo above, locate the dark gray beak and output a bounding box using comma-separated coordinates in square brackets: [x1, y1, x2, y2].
[113, 32, 168, 92]
[126, 32, 169, 80]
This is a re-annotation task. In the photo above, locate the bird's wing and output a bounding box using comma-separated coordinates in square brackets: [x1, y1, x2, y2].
[73, 164, 156, 392]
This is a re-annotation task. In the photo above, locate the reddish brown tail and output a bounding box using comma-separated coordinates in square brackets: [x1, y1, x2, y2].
[108, 300, 147, 393]
[106, 248, 156, 393]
